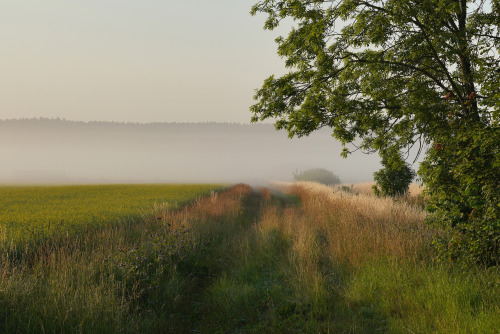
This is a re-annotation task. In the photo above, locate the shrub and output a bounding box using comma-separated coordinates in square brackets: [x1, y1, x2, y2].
[373, 154, 416, 198]
[420, 124, 500, 266]
[293, 168, 341, 186]
[117, 224, 195, 303]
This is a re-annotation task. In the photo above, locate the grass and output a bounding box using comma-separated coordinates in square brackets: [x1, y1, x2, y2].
[346, 259, 500, 333]
[0, 184, 222, 246]
[1, 182, 498, 333]
[0, 183, 226, 333]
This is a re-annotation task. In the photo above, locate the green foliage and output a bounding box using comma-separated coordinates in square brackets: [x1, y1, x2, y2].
[339, 184, 354, 193]
[293, 168, 341, 185]
[373, 153, 416, 197]
[118, 225, 195, 305]
[421, 124, 500, 266]
[251, 0, 499, 265]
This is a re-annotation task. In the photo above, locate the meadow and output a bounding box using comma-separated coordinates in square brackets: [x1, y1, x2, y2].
[0, 184, 222, 246]
[0, 182, 498, 333]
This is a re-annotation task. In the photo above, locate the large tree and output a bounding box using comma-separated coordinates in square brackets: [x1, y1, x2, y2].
[250, 0, 499, 265]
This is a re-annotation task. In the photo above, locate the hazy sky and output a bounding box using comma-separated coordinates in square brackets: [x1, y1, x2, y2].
[0, 0, 288, 123]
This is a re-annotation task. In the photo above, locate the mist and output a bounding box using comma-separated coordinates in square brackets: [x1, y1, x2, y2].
[0, 119, 382, 185]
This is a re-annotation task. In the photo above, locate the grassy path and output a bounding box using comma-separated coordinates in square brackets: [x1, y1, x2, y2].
[150, 184, 499, 333]
[171, 188, 311, 332]
[162, 186, 383, 333]
[1, 184, 498, 333]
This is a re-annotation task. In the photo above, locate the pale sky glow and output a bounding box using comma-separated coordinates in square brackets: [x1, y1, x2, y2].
[0, 0, 288, 123]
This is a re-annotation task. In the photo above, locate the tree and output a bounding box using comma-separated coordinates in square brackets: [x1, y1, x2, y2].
[373, 150, 416, 197]
[250, 0, 499, 265]
[420, 123, 499, 265]
[293, 168, 341, 185]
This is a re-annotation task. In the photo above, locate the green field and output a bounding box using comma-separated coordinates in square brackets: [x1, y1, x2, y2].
[0, 184, 223, 245]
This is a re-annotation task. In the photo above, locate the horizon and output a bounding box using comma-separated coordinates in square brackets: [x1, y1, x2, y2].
[0, 119, 383, 184]
[0, 117, 275, 126]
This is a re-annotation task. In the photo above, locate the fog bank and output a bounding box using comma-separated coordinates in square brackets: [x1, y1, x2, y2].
[0, 119, 382, 184]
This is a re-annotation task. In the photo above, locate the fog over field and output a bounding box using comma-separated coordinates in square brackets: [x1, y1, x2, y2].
[0, 119, 381, 184]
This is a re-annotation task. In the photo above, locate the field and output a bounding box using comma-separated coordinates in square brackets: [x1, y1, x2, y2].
[1, 183, 498, 333]
[0, 184, 222, 246]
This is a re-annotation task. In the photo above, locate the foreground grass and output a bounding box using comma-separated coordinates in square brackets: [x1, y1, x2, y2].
[1, 183, 498, 333]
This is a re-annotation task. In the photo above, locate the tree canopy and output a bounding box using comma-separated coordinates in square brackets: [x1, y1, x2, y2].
[251, 0, 499, 265]
[293, 168, 342, 185]
[373, 149, 416, 197]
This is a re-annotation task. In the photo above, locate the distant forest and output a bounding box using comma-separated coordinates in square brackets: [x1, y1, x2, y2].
[0, 118, 380, 184]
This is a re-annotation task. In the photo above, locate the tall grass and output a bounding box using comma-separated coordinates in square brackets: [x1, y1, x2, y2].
[0, 184, 232, 333]
[1, 182, 498, 333]
[264, 182, 499, 333]
[338, 181, 424, 198]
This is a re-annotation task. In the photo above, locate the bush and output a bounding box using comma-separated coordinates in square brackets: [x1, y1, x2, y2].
[420, 124, 500, 267]
[117, 224, 195, 303]
[373, 154, 416, 198]
[293, 168, 341, 185]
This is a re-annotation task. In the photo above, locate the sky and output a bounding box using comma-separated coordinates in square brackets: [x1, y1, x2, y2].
[0, 0, 288, 123]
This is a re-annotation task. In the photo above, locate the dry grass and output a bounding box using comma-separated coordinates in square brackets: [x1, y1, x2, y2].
[144, 184, 251, 233]
[254, 182, 498, 333]
[303, 181, 424, 217]
[336, 181, 424, 197]
[266, 182, 430, 269]
[248, 181, 435, 331]
[350, 181, 376, 196]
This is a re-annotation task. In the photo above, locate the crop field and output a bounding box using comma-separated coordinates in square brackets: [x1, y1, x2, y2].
[0, 184, 223, 245]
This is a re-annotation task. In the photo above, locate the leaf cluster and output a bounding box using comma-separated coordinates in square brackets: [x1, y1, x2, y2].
[251, 0, 499, 152]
